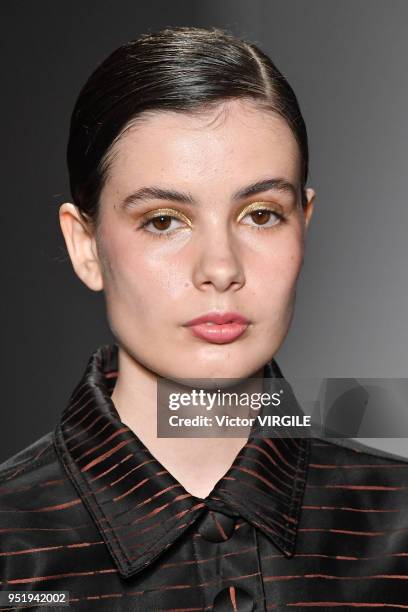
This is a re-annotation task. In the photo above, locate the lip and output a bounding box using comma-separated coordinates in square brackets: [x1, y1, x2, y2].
[183, 311, 250, 345]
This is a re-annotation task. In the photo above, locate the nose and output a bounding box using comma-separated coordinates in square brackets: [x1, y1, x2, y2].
[191, 229, 245, 293]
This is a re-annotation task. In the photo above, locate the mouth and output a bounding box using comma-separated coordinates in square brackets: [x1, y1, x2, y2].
[183, 311, 250, 345]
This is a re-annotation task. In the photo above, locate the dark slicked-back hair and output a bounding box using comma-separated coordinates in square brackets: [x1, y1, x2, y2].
[67, 26, 309, 227]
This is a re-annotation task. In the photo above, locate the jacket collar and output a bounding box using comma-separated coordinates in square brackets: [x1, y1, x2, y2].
[54, 344, 310, 578]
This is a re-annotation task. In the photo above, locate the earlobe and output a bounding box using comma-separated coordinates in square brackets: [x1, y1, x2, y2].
[304, 187, 316, 230]
[59, 203, 104, 291]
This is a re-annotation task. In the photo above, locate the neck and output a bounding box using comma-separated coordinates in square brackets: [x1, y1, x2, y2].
[110, 345, 265, 499]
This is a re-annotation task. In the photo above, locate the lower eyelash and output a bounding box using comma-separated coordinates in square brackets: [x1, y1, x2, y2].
[139, 218, 185, 238]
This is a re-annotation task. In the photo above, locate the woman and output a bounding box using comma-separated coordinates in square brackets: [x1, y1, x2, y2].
[1, 26, 408, 611]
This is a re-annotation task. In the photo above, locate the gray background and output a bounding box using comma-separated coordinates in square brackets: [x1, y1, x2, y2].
[1, 0, 407, 462]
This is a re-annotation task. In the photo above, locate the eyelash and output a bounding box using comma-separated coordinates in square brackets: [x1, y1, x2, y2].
[137, 205, 287, 238]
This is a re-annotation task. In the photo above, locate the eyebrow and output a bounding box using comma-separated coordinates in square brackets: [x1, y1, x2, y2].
[119, 177, 297, 210]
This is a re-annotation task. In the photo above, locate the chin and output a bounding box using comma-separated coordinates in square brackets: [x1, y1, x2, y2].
[164, 354, 265, 384]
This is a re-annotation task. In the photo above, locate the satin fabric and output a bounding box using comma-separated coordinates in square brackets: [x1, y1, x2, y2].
[1, 344, 408, 610]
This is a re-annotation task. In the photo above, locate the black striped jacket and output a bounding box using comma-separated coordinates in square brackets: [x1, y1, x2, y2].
[1, 344, 408, 611]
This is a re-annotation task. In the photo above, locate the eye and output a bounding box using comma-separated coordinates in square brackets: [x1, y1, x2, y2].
[139, 208, 192, 236]
[238, 203, 285, 229]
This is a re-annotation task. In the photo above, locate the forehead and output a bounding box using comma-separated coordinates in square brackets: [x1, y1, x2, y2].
[102, 99, 301, 199]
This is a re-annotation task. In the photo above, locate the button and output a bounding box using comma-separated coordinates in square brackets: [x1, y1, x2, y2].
[213, 585, 254, 611]
[198, 509, 236, 542]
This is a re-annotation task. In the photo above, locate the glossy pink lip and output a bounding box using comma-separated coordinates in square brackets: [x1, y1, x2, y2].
[183, 312, 250, 344]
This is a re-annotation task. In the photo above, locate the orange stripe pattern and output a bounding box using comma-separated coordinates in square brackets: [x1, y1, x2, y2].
[1, 344, 408, 610]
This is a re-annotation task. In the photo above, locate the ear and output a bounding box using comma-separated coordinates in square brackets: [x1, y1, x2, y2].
[59, 203, 104, 291]
[303, 187, 316, 230]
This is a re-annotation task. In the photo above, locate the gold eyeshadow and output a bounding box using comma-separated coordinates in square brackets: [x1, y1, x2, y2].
[138, 201, 286, 235]
[140, 207, 193, 228]
[236, 201, 283, 223]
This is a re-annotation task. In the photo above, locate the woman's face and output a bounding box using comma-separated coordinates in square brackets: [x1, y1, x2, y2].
[69, 99, 314, 380]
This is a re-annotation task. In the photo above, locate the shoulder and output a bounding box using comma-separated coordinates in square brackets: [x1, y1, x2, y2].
[0, 430, 106, 583]
[307, 437, 408, 496]
[0, 429, 77, 517]
[310, 437, 408, 464]
[0, 431, 58, 483]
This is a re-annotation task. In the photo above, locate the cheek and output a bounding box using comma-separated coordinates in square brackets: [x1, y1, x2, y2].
[250, 230, 304, 294]
[97, 231, 145, 301]
[98, 232, 188, 308]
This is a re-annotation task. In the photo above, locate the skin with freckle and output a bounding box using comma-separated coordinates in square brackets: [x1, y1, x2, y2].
[92, 99, 314, 382]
